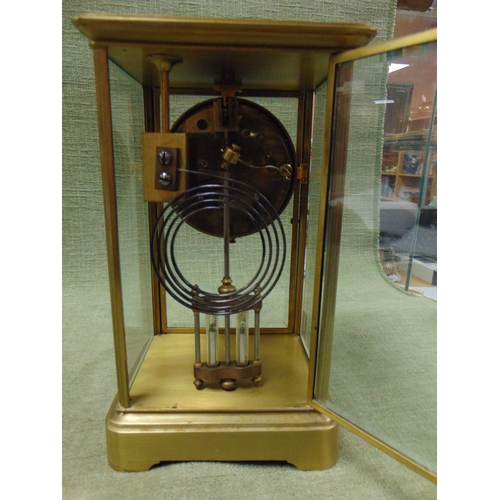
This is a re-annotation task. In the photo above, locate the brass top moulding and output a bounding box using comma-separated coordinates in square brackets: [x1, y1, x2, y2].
[72, 14, 377, 91]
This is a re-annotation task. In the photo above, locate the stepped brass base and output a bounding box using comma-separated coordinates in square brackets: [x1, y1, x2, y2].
[106, 397, 338, 471]
[106, 333, 338, 471]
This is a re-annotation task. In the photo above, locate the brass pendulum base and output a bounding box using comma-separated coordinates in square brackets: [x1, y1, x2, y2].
[194, 360, 262, 391]
[106, 395, 338, 472]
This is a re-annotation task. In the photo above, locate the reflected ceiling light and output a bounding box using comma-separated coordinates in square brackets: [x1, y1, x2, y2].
[388, 63, 409, 73]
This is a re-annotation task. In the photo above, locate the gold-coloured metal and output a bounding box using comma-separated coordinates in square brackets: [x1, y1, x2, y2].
[72, 14, 376, 91]
[194, 360, 261, 384]
[328, 28, 437, 65]
[93, 46, 131, 408]
[221, 144, 241, 166]
[106, 402, 338, 472]
[297, 163, 309, 184]
[288, 91, 314, 333]
[307, 30, 438, 483]
[80, 14, 436, 481]
[145, 55, 182, 133]
[73, 13, 375, 50]
[143, 87, 165, 335]
[217, 277, 236, 295]
[106, 333, 337, 471]
[142, 132, 187, 202]
[309, 58, 353, 402]
[145, 54, 182, 74]
[307, 56, 338, 404]
[128, 333, 309, 412]
[309, 399, 436, 483]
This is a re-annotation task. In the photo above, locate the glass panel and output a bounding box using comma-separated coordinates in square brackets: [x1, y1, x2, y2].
[164, 95, 298, 329]
[300, 84, 327, 355]
[109, 61, 154, 378]
[315, 41, 437, 475]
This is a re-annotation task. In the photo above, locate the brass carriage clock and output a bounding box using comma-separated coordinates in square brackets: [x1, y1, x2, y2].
[73, 14, 437, 482]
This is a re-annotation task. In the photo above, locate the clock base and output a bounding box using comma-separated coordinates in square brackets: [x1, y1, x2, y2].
[106, 398, 338, 471]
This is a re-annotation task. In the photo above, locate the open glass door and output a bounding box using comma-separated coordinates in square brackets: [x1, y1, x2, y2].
[308, 30, 437, 482]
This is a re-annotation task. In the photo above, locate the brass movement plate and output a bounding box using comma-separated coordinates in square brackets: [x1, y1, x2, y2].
[171, 98, 296, 238]
[128, 333, 310, 412]
[73, 14, 376, 90]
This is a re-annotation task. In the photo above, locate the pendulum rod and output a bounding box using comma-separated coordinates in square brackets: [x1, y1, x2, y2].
[218, 143, 240, 366]
[222, 168, 232, 366]
[222, 170, 231, 284]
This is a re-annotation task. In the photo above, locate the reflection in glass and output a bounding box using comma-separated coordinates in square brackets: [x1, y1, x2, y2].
[315, 41, 437, 475]
[300, 85, 327, 355]
[381, 52, 437, 296]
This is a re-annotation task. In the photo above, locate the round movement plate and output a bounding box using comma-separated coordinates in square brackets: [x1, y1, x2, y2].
[171, 98, 296, 238]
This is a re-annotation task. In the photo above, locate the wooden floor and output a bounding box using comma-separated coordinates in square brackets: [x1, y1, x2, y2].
[398, 269, 436, 288]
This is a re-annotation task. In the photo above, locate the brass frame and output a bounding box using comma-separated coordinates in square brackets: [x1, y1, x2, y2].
[79, 14, 372, 471]
[307, 29, 438, 484]
[93, 46, 130, 408]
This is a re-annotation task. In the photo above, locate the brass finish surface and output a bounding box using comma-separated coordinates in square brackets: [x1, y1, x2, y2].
[93, 46, 131, 408]
[328, 28, 437, 65]
[307, 56, 338, 402]
[128, 333, 310, 412]
[73, 14, 375, 50]
[142, 132, 187, 202]
[194, 360, 261, 382]
[290, 91, 314, 334]
[73, 14, 376, 91]
[145, 87, 169, 333]
[143, 87, 164, 335]
[311, 60, 354, 402]
[107, 45, 337, 91]
[146, 55, 183, 133]
[145, 54, 182, 74]
[106, 399, 338, 471]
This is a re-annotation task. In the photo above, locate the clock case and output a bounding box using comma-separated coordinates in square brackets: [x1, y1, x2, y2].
[73, 14, 436, 481]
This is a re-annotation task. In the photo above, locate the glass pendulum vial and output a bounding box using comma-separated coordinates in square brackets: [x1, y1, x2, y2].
[206, 314, 219, 367]
[236, 310, 249, 367]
